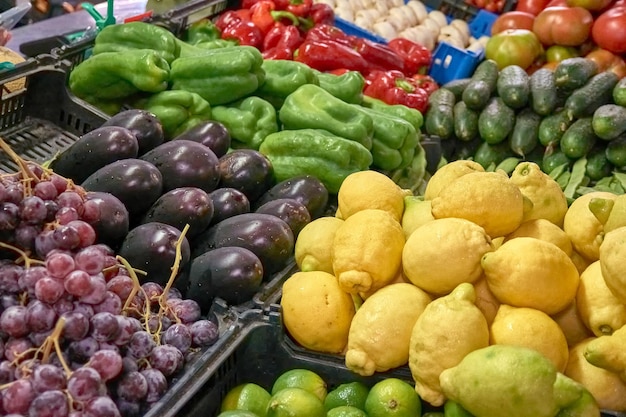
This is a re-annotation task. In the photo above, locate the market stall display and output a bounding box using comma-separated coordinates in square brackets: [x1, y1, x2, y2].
[1, 0, 626, 415]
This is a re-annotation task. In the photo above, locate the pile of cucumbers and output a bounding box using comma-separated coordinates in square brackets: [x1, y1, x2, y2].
[424, 57, 626, 200]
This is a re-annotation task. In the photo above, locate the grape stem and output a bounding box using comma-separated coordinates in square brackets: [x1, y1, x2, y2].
[0, 241, 44, 268]
[0, 135, 37, 184]
[40, 316, 73, 377]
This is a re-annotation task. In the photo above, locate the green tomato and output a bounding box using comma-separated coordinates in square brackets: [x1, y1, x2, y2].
[485, 29, 544, 70]
[545, 45, 580, 63]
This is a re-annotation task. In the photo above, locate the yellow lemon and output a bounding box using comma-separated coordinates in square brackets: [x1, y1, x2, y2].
[490, 304, 569, 372]
[603, 194, 626, 233]
[551, 301, 594, 348]
[402, 217, 493, 295]
[281, 271, 355, 354]
[401, 196, 434, 239]
[408, 283, 490, 407]
[266, 387, 326, 417]
[565, 338, 626, 412]
[509, 161, 568, 227]
[570, 249, 593, 276]
[271, 369, 327, 402]
[364, 378, 422, 417]
[504, 218, 573, 257]
[577, 261, 626, 337]
[473, 276, 500, 326]
[584, 324, 626, 382]
[345, 283, 431, 376]
[332, 209, 405, 295]
[337, 170, 411, 223]
[599, 226, 626, 305]
[481, 237, 579, 315]
[431, 170, 525, 238]
[423, 159, 484, 201]
[221, 383, 272, 416]
[563, 191, 617, 262]
[295, 217, 344, 274]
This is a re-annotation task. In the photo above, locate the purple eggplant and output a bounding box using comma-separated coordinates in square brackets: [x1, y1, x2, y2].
[208, 188, 250, 226]
[172, 120, 231, 158]
[255, 198, 311, 238]
[83, 191, 130, 250]
[254, 175, 329, 219]
[101, 109, 164, 155]
[218, 150, 275, 204]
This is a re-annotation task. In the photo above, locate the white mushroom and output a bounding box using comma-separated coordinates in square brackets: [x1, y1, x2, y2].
[450, 19, 471, 40]
[372, 21, 398, 40]
[406, 0, 428, 23]
[400, 4, 420, 27]
[421, 17, 442, 38]
[428, 10, 449, 28]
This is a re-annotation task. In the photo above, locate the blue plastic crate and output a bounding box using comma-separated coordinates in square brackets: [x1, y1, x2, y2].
[428, 41, 484, 85]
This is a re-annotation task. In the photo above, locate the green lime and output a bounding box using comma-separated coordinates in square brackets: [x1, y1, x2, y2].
[324, 381, 370, 411]
[217, 411, 260, 417]
[271, 369, 328, 402]
[443, 400, 474, 417]
[327, 405, 369, 417]
[422, 413, 445, 417]
[364, 378, 421, 417]
[221, 383, 272, 417]
[267, 387, 326, 417]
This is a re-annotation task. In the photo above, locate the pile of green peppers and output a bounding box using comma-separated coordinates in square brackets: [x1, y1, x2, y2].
[68, 20, 429, 194]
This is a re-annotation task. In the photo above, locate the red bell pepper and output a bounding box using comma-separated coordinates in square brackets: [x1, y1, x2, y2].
[308, 2, 334, 25]
[411, 74, 439, 95]
[364, 70, 429, 112]
[215, 9, 252, 32]
[221, 20, 264, 48]
[387, 38, 432, 76]
[353, 38, 406, 73]
[241, 0, 262, 8]
[263, 23, 304, 59]
[294, 39, 371, 73]
[250, 0, 277, 35]
[275, 0, 312, 16]
[304, 23, 356, 47]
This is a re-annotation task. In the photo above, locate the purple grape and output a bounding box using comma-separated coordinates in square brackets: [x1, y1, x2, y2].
[14, 223, 39, 252]
[72, 302, 95, 319]
[52, 224, 81, 251]
[67, 220, 96, 249]
[189, 319, 219, 347]
[53, 297, 75, 315]
[83, 396, 121, 417]
[147, 313, 171, 333]
[31, 364, 67, 393]
[19, 195, 47, 224]
[88, 349, 123, 382]
[162, 323, 192, 353]
[0, 360, 15, 383]
[56, 191, 84, 216]
[121, 355, 139, 373]
[4, 337, 34, 361]
[28, 389, 69, 417]
[26, 300, 57, 333]
[113, 316, 135, 346]
[140, 368, 168, 403]
[34, 277, 65, 304]
[46, 252, 75, 279]
[67, 366, 105, 402]
[79, 274, 107, 305]
[0, 293, 18, 308]
[55, 206, 79, 225]
[114, 398, 141, 417]
[2, 378, 34, 414]
[0, 202, 19, 230]
[35, 229, 57, 258]
[0, 263, 22, 293]
[115, 370, 148, 402]
[18, 266, 47, 295]
[68, 337, 100, 363]
[93, 291, 122, 315]
[4, 182, 23, 204]
[44, 200, 59, 221]
[148, 345, 183, 377]
[169, 299, 201, 324]
[62, 311, 90, 341]
[33, 180, 58, 200]
[140, 282, 164, 306]
[64, 270, 94, 298]
[50, 174, 68, 194]
[106, 275, 134, 303]
[90, 312, 120, 342]
[74, 245, 106, 274]
[0, 305, 29, 338]
[127, 331, 156, 359]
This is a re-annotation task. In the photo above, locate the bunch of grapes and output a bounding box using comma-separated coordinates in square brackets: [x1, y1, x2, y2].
[0, 141, 221, 416]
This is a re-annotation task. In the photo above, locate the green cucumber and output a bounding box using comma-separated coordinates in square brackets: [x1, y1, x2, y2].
[509, 108, 541, 158]
[553, 57, 598, 92]
[538, 110, 574, 147]
[592, 104, 626, 141]
[529, 68, 559, 116]
[560, 117, 597, 159]
[612, 77, 626, 107]
[462, 59, 499, 111]
[564, 71, 620, 120]
[496, 65, 530, 110]
[606, 134, 626, 168]
[542, 148, 573, 174]
[586, 145, 614, 181]
[424, 88, 456, 139]
[473, 140, 515, 170]
[478, 97, 516, 145]
[442, 78, 471, 102]
[453, 101, 480, 142]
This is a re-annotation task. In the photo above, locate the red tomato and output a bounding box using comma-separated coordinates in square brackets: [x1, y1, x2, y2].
[486, 29, 545, 70]
[592, 6, 626, 54]
[545, 45, 580, 62]
[515, 0, 552, 14]
[532, 6, 594, 46]
[491, 11, 536, 34]
[586, 48, 626, 78]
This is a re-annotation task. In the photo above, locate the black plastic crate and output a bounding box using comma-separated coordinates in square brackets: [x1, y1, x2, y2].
[0, 55, 108, 173]
[175, 309, 414, 417]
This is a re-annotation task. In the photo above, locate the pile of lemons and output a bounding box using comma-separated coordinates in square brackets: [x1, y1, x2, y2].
[281, 161, 626, 415]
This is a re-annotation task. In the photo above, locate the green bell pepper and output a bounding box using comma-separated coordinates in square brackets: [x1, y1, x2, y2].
[259, 129, 373, 194]
[315, 70, 365, 104]
[279, 84, 374, 150]
[169, 46, 265, 106]
[69, 49, 170, 103]
[183, 19, 221, 45]
[361, 95, 424, 132]
[355, 105, 420, 171]
[388, 142, 428, 196]
[256, 60, 319, 108]
[92, 21, 179, 64]
[211, 96, 278, 149]
[137, 90, 213, 139]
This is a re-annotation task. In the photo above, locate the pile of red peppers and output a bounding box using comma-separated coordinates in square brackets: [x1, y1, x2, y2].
[215, 0, 439, 112]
